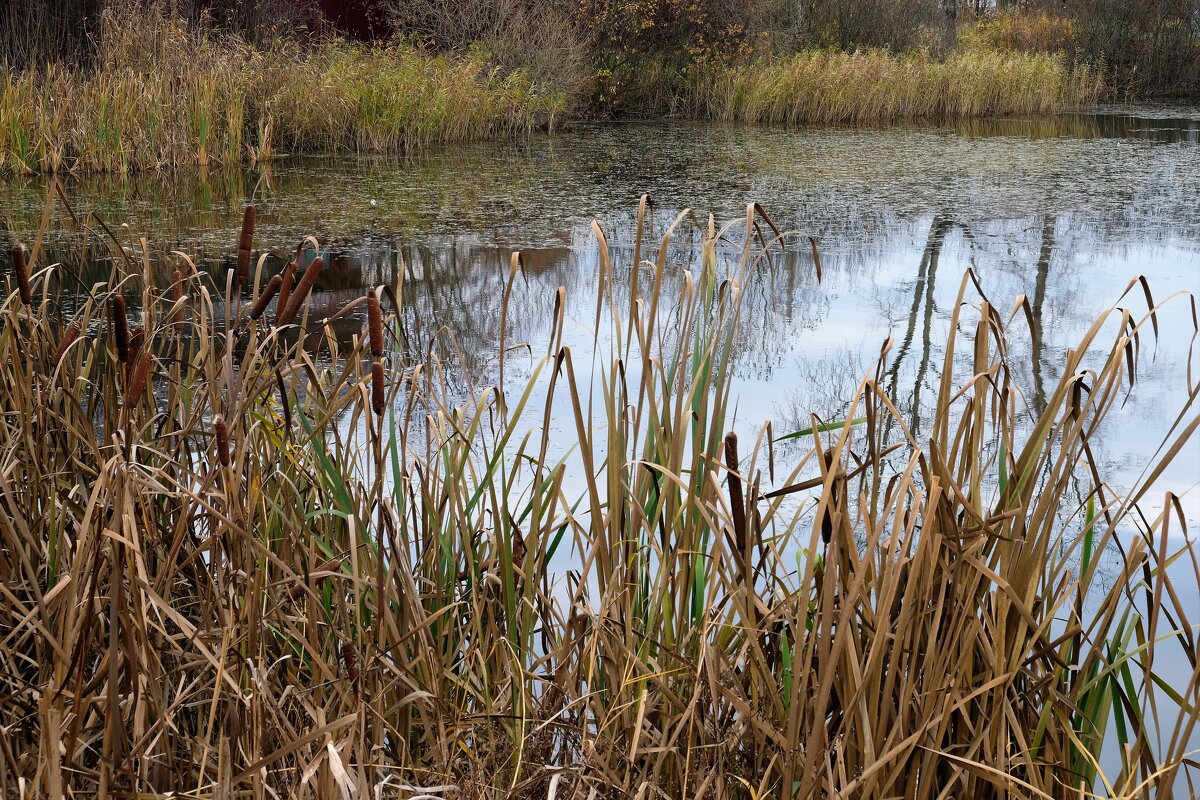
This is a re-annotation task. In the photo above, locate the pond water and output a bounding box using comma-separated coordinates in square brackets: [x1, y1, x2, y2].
[2, 102, 1198, 783]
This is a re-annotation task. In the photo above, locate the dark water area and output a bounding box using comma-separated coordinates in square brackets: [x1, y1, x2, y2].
[2, 102, 1198, 791]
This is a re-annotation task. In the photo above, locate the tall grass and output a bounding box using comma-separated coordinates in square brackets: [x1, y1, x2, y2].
[693, 49, 1103, 125]
[0, 200, 1196, 798]
[0, 7, 565, 176]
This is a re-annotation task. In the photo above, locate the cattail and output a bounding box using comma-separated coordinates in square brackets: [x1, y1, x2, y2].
[214, 414, 230, 467]
[124, 349, 152, 410]
[276, 259, 297, 317]
[111, 295, 129, 363]
[128, 325, 144, 364]
[371, 359, 385, 416]
[10, 243, 31, 306]
[234, 205, 256, 290]
[52, 319, 81, 369]
[820, 450, 838, 545]
[367, 287, 383, 357]
[724, 432, 747, 557]
[277, 256, 323, 326]
[249, 273, 283, 321]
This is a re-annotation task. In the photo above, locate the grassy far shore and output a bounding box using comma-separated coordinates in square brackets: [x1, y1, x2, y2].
[0, 8, 1105, 176]
[0, 201, 1197, 797]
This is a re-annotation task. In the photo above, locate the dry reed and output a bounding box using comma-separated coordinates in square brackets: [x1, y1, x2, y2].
[0, 200, 1195, 800]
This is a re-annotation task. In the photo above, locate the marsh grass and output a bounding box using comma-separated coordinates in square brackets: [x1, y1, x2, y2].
[693, 49, 1103, 125]
[0, 6, 565, 176]
[0, 198, 1196, 798]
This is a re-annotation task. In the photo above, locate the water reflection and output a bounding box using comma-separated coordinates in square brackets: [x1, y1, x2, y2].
[2, 112, 1197, 517]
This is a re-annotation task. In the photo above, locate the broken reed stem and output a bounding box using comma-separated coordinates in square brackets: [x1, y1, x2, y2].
[234, 205, 256, 290]
[368, 288, 383, 357]
[276, 256, 323, 326]
[111, 295, 130, 364]
[10, 244, 31, 306]
[249, 274, 283, 321]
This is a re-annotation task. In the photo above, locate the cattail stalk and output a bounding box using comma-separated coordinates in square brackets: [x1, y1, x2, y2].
[11, 244, 31, 306]
[277, 256, 323, 326]
[249, 274, 283, 321]
[368, 288, 384, 357]
[234, 205, 256, 290]
[371, 359, 385, 416]
[111, 295, 130, 363]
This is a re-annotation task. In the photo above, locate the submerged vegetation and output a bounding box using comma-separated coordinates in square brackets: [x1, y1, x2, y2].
[0, 201, 1197, 797]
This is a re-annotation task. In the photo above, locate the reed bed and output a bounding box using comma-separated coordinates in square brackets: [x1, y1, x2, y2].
[0, 8, 565, 175]
[0, 200, 1196, 799]
[693, 49, 1103, 125]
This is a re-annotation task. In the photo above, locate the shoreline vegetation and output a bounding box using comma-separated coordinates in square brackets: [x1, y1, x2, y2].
[0, 201, 1197, 796]
[0, 5, 1113, 176]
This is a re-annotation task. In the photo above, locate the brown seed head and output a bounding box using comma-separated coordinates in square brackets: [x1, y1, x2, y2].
[52, 319, 82, 369]
[371, 359, 386, 416]
[249, 273, 283, 321]
[214, 414, 230, 467]
[111, 295, 130, 363]
[368, 288, 384, 357]
[10, 243, 31, 306]
[277, 259, 297, 317]
[277, 256, 324, 327]
[234, 205, 256, 290]
[124, 349, 153, 411]
[128, 325, 145, 364]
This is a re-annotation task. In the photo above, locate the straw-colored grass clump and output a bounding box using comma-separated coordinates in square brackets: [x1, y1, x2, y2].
[695, 48, 1102, 124]
[0, 8, 564, 175]
[0, 200, 1195, 798]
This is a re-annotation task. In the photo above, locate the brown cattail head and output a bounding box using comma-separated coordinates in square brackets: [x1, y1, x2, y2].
[10, 243, 31, 306]
[214, 414, 230, 467]
[52, 319, 82, 369]
[277, 256, 323, 327]
[276, 259, 297, 317]
[234, 205, 256, 290]
[249, 273, 283, 321]
[123, 349, 152, 411]
[367, 288, 384, 357]
[820, 450, 838, 545]
[371, 358, 385, 416]
[111, 295, 130, 363]
[724, 431, 747, 557]
[128, 325, 145, 364]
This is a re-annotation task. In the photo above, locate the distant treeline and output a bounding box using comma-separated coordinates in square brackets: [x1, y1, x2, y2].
[2, 0, 1197, 106]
